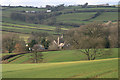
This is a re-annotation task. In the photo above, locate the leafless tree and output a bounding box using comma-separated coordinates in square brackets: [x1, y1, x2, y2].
[30, 44, 43, 63]
[65, 23, 109, 60]
[2, 34, 19, 53]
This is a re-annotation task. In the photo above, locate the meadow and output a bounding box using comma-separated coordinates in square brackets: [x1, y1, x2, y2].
[56, 12, 118, 24]
[1, 48, 119, 78]
[90, 12, 118, 22]
[2, 58, 118, 78]
[2, 48, 118, 64]
[56, 12, 96, 24]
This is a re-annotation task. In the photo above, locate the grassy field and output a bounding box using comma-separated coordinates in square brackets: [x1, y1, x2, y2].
[56, 12, 118, 24]
[56, 12, 96, 24]
[7, 48, 118, 64]
[2, 17, 68, 34]
[2, 58, 118, 78]
[90, 12, 118, 22]
[0, 53, 17, 58]
[2, 22, 68, 30]
[6, 7, 47, 11]
[62, 7, 118, 13]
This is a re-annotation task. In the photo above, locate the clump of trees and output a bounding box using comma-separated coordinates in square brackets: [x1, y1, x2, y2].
[41, 38, 50, 49]
[10, 12, 62, 25]
[2, 33, 26, 53]
[27, 32, 51, 51]
[82, 3, 88, 8]
[30, 45, 43, 63]
[65, 22, 118, 60]
[46, 4, 65, 11]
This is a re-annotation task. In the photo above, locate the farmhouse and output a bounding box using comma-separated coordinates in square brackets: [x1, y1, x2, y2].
[47, 10, 52, 13]
[25, 11, 36, 13]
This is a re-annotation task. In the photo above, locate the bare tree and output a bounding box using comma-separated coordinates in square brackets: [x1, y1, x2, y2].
[109, 23, 118, 48]
[2, 34, 19, 53]
[30, 44, 43, 63]
[65, 23, 108, 60]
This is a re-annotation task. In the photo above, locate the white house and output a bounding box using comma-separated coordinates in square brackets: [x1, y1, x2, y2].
[47, 10, 51, 13]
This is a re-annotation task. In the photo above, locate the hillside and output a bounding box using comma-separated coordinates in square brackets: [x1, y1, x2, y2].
[2, 6, 118, 36]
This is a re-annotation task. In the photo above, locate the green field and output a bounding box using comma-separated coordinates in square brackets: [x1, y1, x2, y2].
[5, 48, 118, 64]
[90, 12, 118, 22]
[56, 12, 118, 24]
[56, 12, 96, 24]
[0, 53, 17, 58]
[62, 7, 118, 13]
[2, 48, 119, 78]
[5, 7, 47, 11]
[2, 58, 118, 78]
[2, 22, 68, 34]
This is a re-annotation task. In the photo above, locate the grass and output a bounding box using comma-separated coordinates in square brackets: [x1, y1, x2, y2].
[62, 7, 118, 13]
[65, 7, 118, 10]
[56, 12, 96, 24]
[6, 7, 47, 11]
[0, 53, 17, 58]
[9, 53, 31, 64]
[56, 12, 118, 24]
[8, 48, 118, 64]
[2, 18, 68, 34]
[2, 22, 68, 30]
[8, 55, 23, 62]
[2, 25, 55, 34]
[90, 12, 118, 22]
[2, 58, 118, 78]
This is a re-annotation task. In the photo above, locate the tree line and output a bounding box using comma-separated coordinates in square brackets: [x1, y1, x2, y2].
[10, 12, 62, 25]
